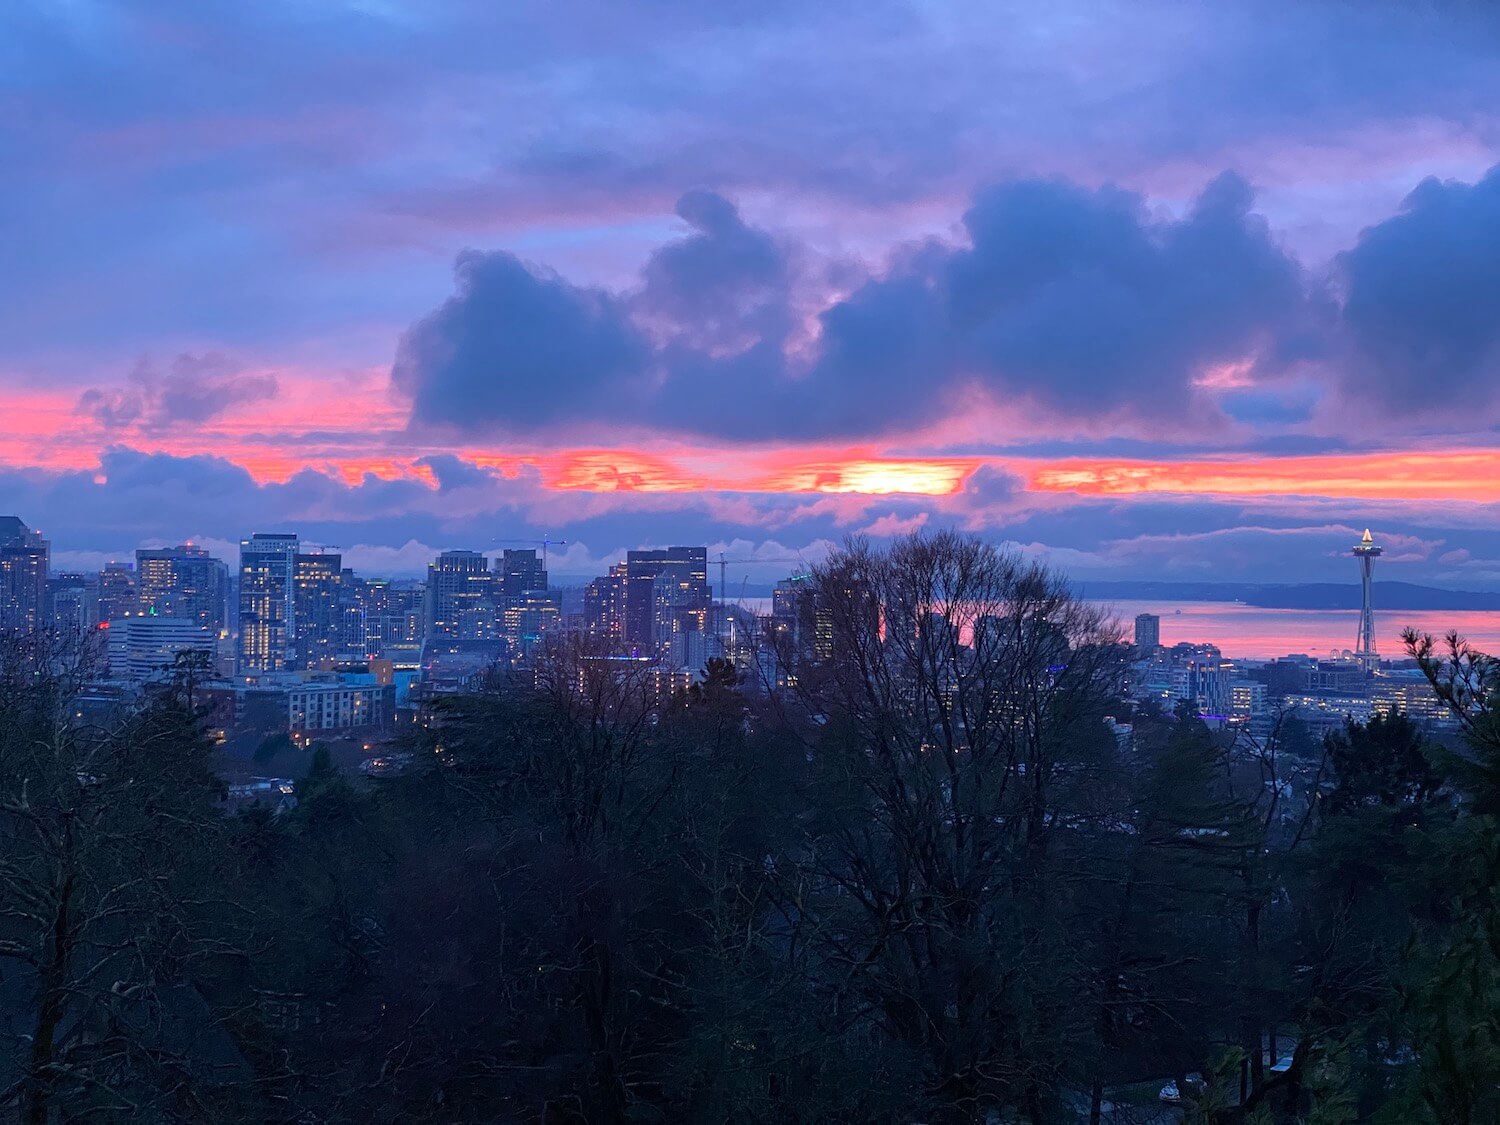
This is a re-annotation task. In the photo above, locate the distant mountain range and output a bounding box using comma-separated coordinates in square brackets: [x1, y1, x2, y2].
[1075, 581, 1500, 611]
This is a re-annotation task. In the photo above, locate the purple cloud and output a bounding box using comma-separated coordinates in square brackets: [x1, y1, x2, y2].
[78, 353, 278, 431]
[1336, 163, 1500, 417]
[395, 175, 1321, 441]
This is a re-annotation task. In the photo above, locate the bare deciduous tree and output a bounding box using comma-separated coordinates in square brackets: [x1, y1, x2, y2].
[782, 531, 1125, 1120]
[0, 631, 242, 1121]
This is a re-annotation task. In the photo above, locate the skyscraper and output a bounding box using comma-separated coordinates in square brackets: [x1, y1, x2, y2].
[137, 544, 228, 631]
[359, 579, 426, 656]
[503, 591, 561, 659]
[493, 550, 555, 658]
[622, 547, 711, 651]
[0, 516, 49, 635]
[1353, 528, 1382, 671]
[584, 563, 628, 640]
[495, 549, 547, 600]
[426, 550, 496, 641]
[48, 573, 91, 634]
[293, 551, 343, 667]
[96, 561, 139, 623]
[239, 533, 299, 673]
[1134, 613, 1161, 653]
[337, 568, 368, 658]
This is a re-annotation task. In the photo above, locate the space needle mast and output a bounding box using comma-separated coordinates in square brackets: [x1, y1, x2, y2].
[1353, 528, 1382, 672]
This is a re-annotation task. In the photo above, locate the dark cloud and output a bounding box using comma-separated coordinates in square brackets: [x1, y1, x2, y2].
[2, 447, 538, 561]
[414, 453, 498, 492]
[397, 177, 1316, 441]
[78, 353, 278, 430]
[8, 0, 1500, 589]
[636, 188, 793, 350]
[822, 171, 1313, 424]
[11, 445, 1500, 592]
[0, 446, 870, 572]
[1337, 163, 1500, 416]
[392, 251, 649, 430]
[4, 0, 1498, 372]
[1218, 384, 1321, 428]
[955, 465, 1023, 510]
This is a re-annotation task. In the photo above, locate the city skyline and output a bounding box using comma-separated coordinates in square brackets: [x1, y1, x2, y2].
[0, 512, 1465, 598]
[6, 4, 1500, 586]
[19, 507, 1500, 663]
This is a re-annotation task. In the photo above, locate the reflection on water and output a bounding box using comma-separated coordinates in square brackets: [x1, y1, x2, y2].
[1098, 601, 1500, 661]
[732, 595, 1500, 663]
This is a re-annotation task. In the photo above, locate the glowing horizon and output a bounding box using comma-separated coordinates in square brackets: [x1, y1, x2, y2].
[6, 3, 1500, 584]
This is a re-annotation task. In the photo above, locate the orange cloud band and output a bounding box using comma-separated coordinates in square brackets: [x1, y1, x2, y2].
[8, 377, 1500, 504]
[1030, 451, 1500, 502]
[536, 450, 978, 495]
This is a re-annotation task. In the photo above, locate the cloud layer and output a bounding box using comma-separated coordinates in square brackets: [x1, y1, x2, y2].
[5, 1, 1500, 589]
[78, 353, 278, 431]
[394, 163, 1500, 446]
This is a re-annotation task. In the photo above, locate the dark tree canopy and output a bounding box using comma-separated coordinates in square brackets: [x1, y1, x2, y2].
[0, 539, 1496, 1122]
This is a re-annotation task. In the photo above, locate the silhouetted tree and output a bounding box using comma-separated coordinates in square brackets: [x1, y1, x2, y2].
[0, 630, 249, 1121]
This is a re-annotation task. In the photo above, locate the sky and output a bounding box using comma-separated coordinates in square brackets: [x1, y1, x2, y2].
[5, 0, 1500, 588]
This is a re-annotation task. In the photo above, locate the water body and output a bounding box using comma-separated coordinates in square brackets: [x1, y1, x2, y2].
[1098, 600, 1500, 662]
[732, 595, 1500, 662]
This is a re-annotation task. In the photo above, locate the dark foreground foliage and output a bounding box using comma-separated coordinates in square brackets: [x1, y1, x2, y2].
[2, 533, 1498, 1123]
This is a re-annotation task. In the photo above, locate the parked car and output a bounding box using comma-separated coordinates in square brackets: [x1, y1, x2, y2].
[1159, 1074, 1208, 1103]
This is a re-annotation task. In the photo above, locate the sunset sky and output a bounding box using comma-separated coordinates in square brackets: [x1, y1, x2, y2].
[5, 1, 1500, 586]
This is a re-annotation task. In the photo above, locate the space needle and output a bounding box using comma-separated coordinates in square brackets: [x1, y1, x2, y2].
[1353, 529, 1382, 671]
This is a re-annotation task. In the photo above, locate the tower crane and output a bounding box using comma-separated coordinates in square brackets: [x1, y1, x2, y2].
[713, 553, 813, 649]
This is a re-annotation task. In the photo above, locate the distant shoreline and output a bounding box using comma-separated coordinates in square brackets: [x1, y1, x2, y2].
[553, 578, 1500, 613]
[1073, 581, 1500, 612]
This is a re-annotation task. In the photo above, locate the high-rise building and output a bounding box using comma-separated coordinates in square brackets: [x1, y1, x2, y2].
[337, 569, 368, 658]
[771, 576, 806, 622]
[493, 550, 556, 658]
[495, 549, 547, 600]
[767, 571, 874, 667]
[1134, 613, 1161, 653]
[971, 613, 1016, 657]
[238, 533, 299, 673]
[1230, 679, 1268, 719]
[426, 550, 497, 641]
[503, 591, 561, 659]
[1183, 658, 1233, 718]
[0, 516, 49, 635]
[136, 544, 228, 631]
[48, 573, 91, 634]
[584, 563, 628, 640]
[294, 552, 344, 667]
[916, 609, 959, 652]
[96, 561, 139, 623]
[622, 547, 711, 651]
[769, 575, 813, 657]
[359, 579, 426, 656]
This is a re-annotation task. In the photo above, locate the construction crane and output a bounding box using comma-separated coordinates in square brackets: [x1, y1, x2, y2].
[490, 537, 569, 569]
[713, 553, 812, 650]
[714, 558, 810, 600]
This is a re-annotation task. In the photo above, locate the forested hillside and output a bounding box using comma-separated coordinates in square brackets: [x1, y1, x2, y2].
[3, 535, 1497, 1123]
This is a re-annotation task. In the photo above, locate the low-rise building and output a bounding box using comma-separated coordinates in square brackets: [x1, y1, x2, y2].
[285, 675, 393, 732]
